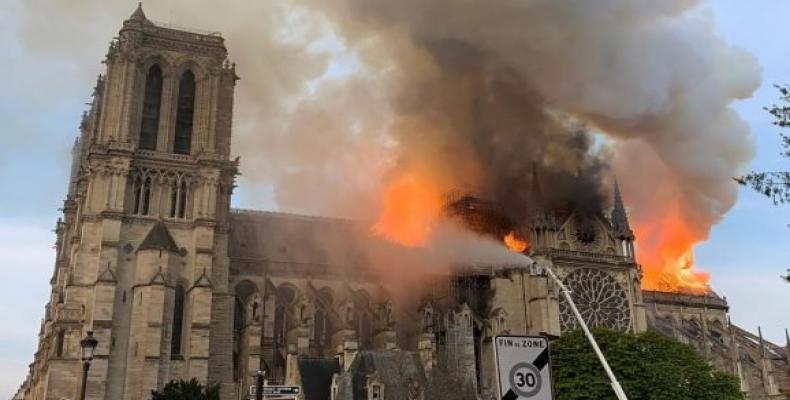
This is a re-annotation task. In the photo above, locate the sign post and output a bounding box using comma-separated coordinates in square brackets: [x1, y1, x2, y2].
[248, 384, 302, 399]
[494, 335, 554, 400]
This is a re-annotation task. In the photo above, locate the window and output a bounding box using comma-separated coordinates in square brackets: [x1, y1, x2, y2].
[56, 330, 65, 357]
[171, 285, 185, 356]
[169, 179, 189, 219]
[140, 65, 163, 150]
[132, 176, 152, 216]
[174, 70, 195, 155]
[370, 383, 382, 400]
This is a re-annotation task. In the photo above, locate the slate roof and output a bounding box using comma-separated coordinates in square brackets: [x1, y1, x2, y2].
[227, 210, 433, 274]
[335, 350, 427, 400]
[297, 357, 340, 400]
[138, 221, 180, 253]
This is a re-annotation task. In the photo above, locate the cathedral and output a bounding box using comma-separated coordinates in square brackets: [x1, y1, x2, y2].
[14, 6, 790, 400]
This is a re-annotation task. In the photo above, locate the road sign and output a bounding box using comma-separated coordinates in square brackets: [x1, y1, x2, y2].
[494, 335, 554, 400]
[249, 385, 301, 397]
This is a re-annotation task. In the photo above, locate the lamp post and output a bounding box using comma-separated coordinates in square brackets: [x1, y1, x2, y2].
[79, 331, 98, 400]
[255, 369, 265, 400]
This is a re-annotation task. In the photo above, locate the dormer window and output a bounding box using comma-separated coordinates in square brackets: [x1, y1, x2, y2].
[367, 379, 384, 400]
[372, 384, 382, 400]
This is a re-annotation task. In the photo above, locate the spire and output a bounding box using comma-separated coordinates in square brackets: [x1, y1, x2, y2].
[611, 177, 634, 240]
[529, 163, 556, 230]
[129, 2, 147, 21]
[758, 326, 767, 358]
[785, 328, 790, 364]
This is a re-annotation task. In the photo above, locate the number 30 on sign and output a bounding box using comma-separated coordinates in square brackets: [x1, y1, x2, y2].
[493, 335, 554, 400]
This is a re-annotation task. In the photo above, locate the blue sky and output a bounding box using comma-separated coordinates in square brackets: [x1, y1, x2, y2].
[1, 0, 790, 397]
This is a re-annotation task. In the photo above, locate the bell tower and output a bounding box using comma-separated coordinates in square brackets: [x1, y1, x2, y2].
[27, 4, 239, 399]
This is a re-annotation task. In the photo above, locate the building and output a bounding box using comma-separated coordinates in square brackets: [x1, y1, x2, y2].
[15, 6, 790, 400]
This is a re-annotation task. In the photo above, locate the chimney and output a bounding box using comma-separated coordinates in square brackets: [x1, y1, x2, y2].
[373, 329, 397, 351]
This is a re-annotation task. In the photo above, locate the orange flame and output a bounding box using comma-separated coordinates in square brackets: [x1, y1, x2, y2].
[504, 232, 529, 253]
[634, 202, 710, 295]
[371, 172, 443, 247]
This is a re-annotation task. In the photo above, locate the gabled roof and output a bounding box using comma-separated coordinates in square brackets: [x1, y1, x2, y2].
[335, 350, 427, 400]
[193, 269, 213, 288]
[149, 268, 166, 285]
[138, 221, 180, 253]
[96, 263, 117, 284]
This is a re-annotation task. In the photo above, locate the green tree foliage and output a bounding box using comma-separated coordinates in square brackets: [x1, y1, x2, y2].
[151, 378, 220, 400]
[551, 329, 744, 400]
[737, 84, 790, 204]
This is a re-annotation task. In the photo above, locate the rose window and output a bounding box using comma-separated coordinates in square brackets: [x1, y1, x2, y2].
[559, 268, 631, 332]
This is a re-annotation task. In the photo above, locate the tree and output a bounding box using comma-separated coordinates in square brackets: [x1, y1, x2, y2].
[551, 329, 744, 400]
[151, 378, 220, 400]
[737, 84, 790, 204]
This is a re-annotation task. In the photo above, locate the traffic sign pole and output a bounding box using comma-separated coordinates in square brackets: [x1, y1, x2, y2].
[542, 264, 629, 400]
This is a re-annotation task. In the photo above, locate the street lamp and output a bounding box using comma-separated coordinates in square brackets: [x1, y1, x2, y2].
[255, 369, 265, 400]
[79, 331, 98, 400]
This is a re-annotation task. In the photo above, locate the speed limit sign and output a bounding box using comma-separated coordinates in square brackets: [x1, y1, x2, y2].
[494, 335, 554, 400]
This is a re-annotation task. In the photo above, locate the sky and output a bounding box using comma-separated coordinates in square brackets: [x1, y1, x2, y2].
[1, 0, 790, 397]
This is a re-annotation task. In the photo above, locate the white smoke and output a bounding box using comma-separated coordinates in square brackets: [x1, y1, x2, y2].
[11, 0, 762, 288]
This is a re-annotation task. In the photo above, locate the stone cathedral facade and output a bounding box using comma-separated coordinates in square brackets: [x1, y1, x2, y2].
[15, 6, 790, 400]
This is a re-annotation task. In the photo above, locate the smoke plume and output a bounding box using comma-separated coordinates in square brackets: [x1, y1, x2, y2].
[13, 0, 761, 292]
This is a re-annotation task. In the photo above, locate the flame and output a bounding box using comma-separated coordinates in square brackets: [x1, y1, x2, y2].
[634, 202, 710, 295]
[504, 232, 529, 253]
[371, 172, 444, 247]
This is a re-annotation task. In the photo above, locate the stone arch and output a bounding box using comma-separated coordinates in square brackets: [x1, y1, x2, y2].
[274, 284, 298, 342]
[317, 286, 334, 307]
[171, 56, 209, 81]
[138, 52, 174, 76]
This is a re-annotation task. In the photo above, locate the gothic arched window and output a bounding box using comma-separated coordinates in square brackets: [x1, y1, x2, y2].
[140, 65, 163, 151]
[174, 70, 195, 155]
[171, 284, 185, 356]
[274, 285, 296, 344]
[169, 179, 189, 219]
[133, 176, 153, 216]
